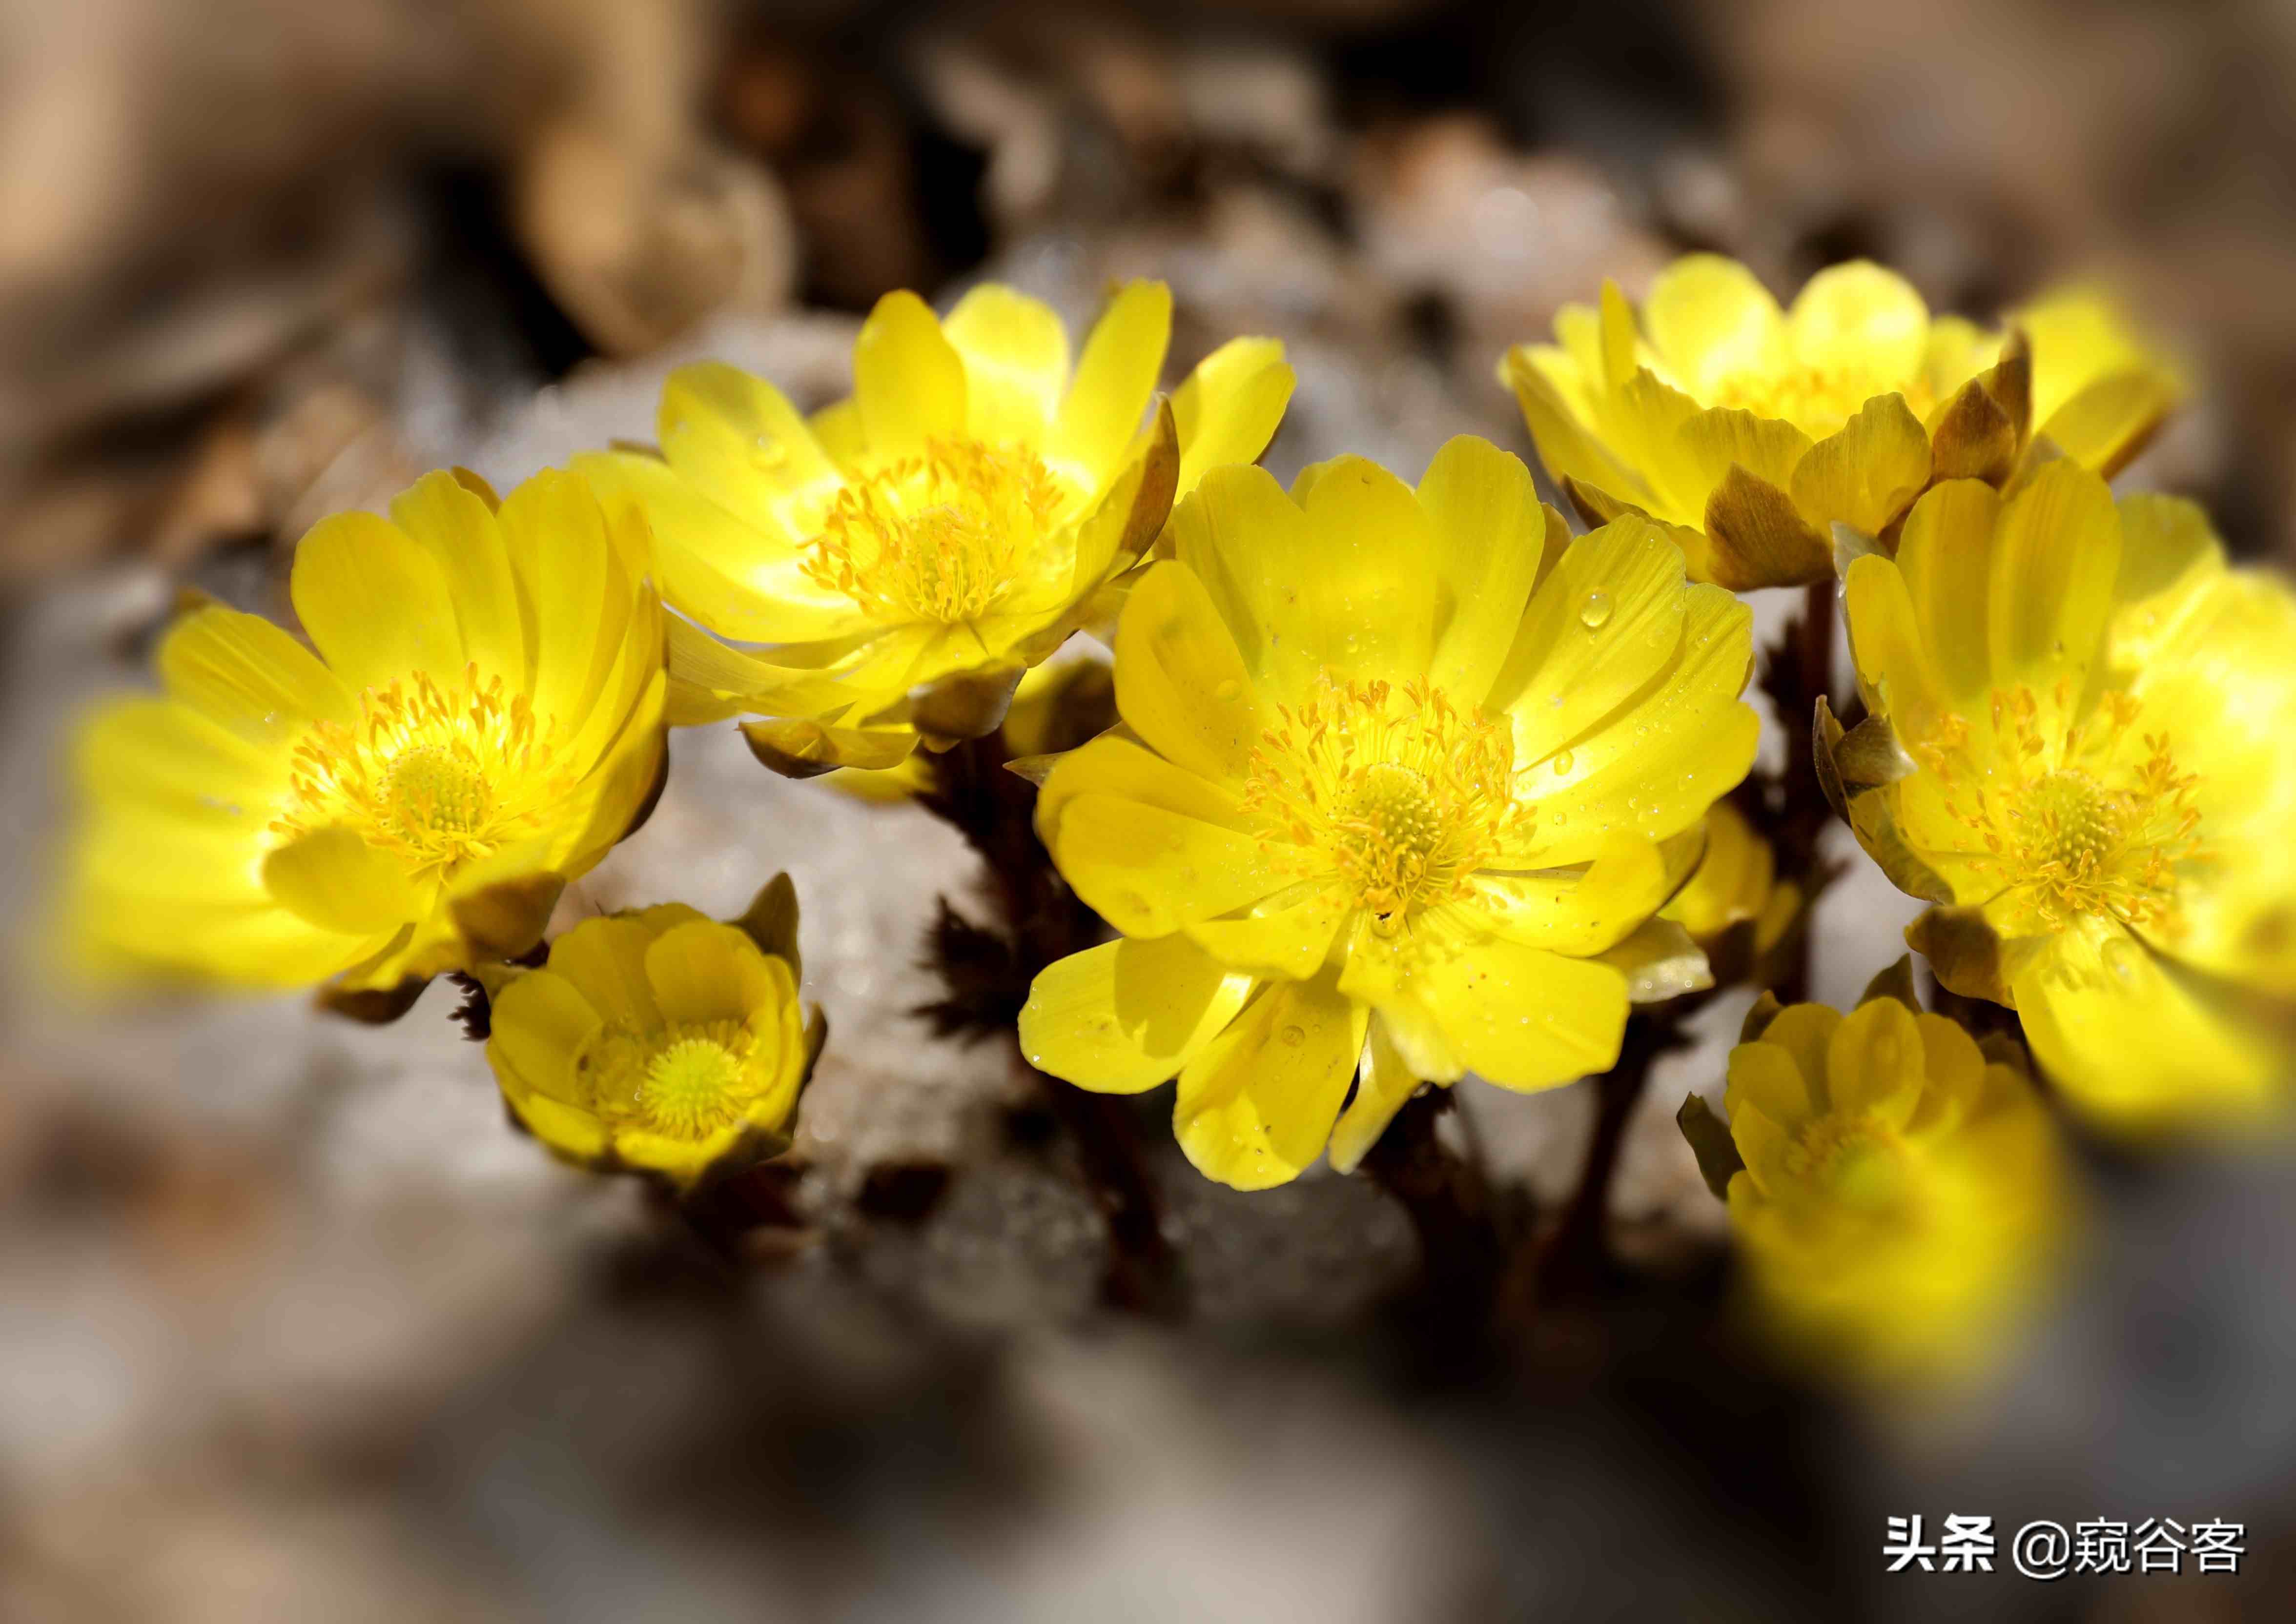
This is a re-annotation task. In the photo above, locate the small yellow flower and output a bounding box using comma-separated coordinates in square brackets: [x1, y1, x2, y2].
[1661, 800, 1799, 960]
[1018, 438, 1759, 1189]
[577, 282, 1292, 774]
[1720, 990, 2069, 1384]
[65, 468, 666, 997]
[1501, 255, 2180, 589]
[1837, 463, 2296, 1129]
[485, 876, 823, 1186]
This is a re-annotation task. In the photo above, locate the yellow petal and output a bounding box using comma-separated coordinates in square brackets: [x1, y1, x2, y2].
[2016, 285, 2173, 428]
[1460, 834, 1666, 955]
[73, 695, 281, 828]
[1822, 995, 1926, 1125]
[854, 289, 967, 457]
[575, 450, 867, 644]
[1051, 793, 1283, 937]
[1399, 935, 1627, 1091]
[2013, 917, 2281, 1132]
[1111, 560, 1264, 784]
[488, 968, 604, 1110]
[1281, 455, 1439, 686]
[1171, 335, 1292, 496]
[1754, 1002, 1842, 1103]
[1844, 554, 1953, 746]
[2109, 492, 2223, 662]
[645, 918, 784, 1029]
[547, 915, 667, 1032]
[156, 605, 353, 748]
[496, 468, 629, 727]
[1785, 261, 1928, 387]
[1674, 406, 1813, 518]
[1036, 731, 1249, 849]
[288, 511, 460, 693]
[1502, 352, 1657, 514]
[1174, 974, 1365, 1190]
[1327, 1018, 1422, 1175]
[1486, 514, 1688, 761]
[1020, 934, 1254, 1092]
[1049, 281, 1171, 487]
[1790, 393, 1931, 536]
[1922, 315, 2001, 403]
[808, 396, 867, 472]
[2032, 371, 2176, 478]
[1165, 463, 1311, 694]
[1515, 585, 1758, 864]
[1986, 460, 2120, 695]
[1184, 887, 1349, 980]
[260, 825, 426, 934]
[1724, 1097, 1794, 1198]
[943, 283, 1072, 447]
[1724, 1041, 1814, 1135]
[656, 362, 845, 538]
[1891, 479, 2003, 707]
[1642, 254, 1786, 398]
[1610, 370, 1707, 522]
[1415, 435, 1549, 707]
[389, 470, 529, 686]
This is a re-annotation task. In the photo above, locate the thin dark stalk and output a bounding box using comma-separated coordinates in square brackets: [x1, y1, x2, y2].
[1539, 1019, 1675, 1296]
[1358, 1088, 1507, 1338]
[1772, 578, 1839, 1004]
[916, 730, 1184, 1317]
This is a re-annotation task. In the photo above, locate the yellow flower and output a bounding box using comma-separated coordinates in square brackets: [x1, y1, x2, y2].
[1501, 255, 2180, 589]
[1835, 462, 2296, 1129]
[576, 282, 1292, 775]
[65, 468, 666, 998]
[1661, 800, 1799, 960]
[1720, 990, 2069, 1384]
[485, 876, 823, 1186]
[1017, 438, 1759, 1189]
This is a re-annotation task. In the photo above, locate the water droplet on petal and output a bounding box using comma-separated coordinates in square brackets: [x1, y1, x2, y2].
[753, 435, 789, 469]
[1579, 589, 1614, 629]
[1279, 1024, 1307, 1047]
[1215, 678, 1242, 701]
[1553, 751, 1574, 774]
[2102, 935, 2140, 982]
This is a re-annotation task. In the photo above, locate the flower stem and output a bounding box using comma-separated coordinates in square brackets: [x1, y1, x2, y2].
[918, 731, 1185, 1317]
[1358, 1087, 1508, 1338]
[1772, 578, 1839, 1004]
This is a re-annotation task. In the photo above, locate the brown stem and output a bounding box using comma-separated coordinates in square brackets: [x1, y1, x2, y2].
[1497, 1015, 1684, 1319]
[918, 731, 1185, 1316]
[1358, 1088, 1506, 1333]
[1774, 578, 1838, 1004]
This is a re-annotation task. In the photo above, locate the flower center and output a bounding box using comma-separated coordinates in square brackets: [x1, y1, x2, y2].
[276, 664, 572, 883]
[1785, 1117, 1909, 1209]
[1243, 672, 1534, 932]
[1709, 364, 1931, 442]
[803, 437, 1070, 624]
[579, 1017, 765, 1140]
[639, 1031, 755, 1137]
[1924, 686, 2204, 932]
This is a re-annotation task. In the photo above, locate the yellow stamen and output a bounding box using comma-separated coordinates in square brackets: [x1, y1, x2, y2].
[1924, 684, 2204, 932]
[804, 437, 1069, 624]
[1242, 672, 1535, 933]
[578, 1017, 764, 1140]
[274, 664, 575, 883]
[1710, 365, 1934, 441]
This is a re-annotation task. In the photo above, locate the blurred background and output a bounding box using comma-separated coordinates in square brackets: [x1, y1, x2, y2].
[4, 1, 2296, 1618]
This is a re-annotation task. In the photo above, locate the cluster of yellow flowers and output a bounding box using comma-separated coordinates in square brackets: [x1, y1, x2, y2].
[61, 255, 2296, 1381]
